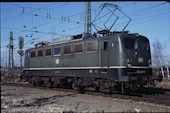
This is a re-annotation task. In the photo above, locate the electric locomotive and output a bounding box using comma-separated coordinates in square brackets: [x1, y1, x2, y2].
[22, 30, 153, 94]
[22, 3, 156, 94]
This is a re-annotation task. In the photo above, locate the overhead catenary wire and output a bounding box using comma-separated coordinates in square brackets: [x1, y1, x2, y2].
[0, 1, 169, 44]
[1, 4, 169, 37]
[7, 2, 68, 12]
[1, 2, 170, 68]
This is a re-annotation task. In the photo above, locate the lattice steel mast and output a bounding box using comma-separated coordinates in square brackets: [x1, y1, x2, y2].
[8, 31, 14, 76]
[85, 2, 91, 34]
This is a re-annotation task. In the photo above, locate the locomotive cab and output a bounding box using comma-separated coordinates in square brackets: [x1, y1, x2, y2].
[119, 33, 152, 87]
[122, 34, 151, 67]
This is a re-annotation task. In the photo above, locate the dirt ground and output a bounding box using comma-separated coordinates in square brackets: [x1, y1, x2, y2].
[1, 75, 170, 112]
[155, 79, 170, 89]
[1, 84, 170, 112]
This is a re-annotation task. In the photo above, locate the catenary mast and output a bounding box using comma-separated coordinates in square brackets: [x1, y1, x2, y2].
[85, 2, 91, 34]
[8, 31, 14, 76]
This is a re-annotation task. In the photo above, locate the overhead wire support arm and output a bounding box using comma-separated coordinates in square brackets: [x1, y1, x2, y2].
[91, 5, 104, 33]
[91, 3, 132, 33]
[104, 6, 119, 31]
[91, 5, 104, 23]
[109, 14, 119, 31]
[117, 8, 132, 31]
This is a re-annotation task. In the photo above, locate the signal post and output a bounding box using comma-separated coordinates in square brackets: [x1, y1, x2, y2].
[18, 37, 24, 71]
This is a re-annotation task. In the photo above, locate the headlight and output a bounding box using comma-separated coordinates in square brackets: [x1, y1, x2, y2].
[127, 59, 132, 68]
[127, 63, 132, 68]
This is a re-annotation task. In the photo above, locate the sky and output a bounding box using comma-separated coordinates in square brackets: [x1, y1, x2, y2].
[1, 1, 170, 67]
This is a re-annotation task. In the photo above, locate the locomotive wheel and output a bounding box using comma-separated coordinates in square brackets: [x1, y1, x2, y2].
[72, 82, 78, 90]
[31, 79, 36, 86]
[121, 83, 125, 94]
[109, 86, 115, 94]
[79, 85, 85, 94]
[49, 81, 54, 88]
[38, 80, 43, 86]
[29, 77, 35, 86]
[95, 86, 100, 92]
[44, 80, 53, 88]
[63, 81, 72, 89]
[120, 83, 130, 94]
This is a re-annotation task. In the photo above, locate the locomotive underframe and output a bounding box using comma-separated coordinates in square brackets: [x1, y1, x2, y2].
[23, 67, 152, 94]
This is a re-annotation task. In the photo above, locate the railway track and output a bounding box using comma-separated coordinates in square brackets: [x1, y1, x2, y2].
[2, 82, 170, 107]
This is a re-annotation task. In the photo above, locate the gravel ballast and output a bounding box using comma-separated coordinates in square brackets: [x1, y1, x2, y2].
[1, 85, 170, 112]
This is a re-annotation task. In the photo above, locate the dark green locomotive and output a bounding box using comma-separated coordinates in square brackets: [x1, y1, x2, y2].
[23, 31, 152, 94]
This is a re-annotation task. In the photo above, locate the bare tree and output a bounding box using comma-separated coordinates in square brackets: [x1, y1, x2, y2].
[152, 39, 169, 79]
[161, 45, 170, 79]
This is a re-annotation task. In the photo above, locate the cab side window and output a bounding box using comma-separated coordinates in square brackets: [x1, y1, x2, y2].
[30, 51, 36, 57]
[103, 41, 109, 51]
[45, 48, 51, 56]
[38, 50, 43, 57]
[54, 47, 61, 56]
[87, 41, 97, 52]
[63, 45, 71, 55]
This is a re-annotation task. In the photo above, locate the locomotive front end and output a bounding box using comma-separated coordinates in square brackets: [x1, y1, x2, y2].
[120, 33, 152, 87]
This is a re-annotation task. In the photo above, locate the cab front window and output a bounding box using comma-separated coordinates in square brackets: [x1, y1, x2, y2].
[123, 38, 137, 50]
[139, 39, 149, 51]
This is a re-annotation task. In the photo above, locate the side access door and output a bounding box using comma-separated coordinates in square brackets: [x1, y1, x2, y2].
[101, 39, 110, 72]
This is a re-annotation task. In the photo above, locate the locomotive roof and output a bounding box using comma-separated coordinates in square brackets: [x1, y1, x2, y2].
[26, 31, 148, 52]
